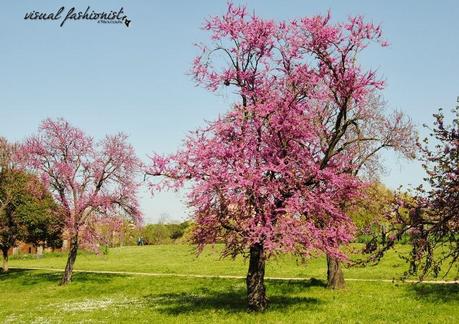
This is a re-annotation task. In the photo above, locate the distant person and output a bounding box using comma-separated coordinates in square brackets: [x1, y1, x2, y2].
[137, 237, 145, 246]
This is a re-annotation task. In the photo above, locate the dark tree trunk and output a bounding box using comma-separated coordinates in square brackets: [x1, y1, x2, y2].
[60, 233, 78, 285]
[246, 243, 267, 312]
[2, 248, 8, 272]
[327, 254, 345, 289]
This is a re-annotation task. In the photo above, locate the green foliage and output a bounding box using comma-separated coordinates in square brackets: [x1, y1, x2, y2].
[101, 245, 109, 256]
[349, 182, 394, 232]
[137, 221, 192, 245]
[0, 168, 63, 252]
[16, 182, 63, 249]
[92, 221, 193, 248]
[147, 224, 171, 244]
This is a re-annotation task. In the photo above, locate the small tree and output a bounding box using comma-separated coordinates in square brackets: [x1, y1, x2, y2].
[366, 99, 459, 279]
[147, 3, 412, 310]
[19, 119, 142, 284]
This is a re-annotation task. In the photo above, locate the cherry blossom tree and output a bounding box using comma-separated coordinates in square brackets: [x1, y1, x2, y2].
[18, 119, 142, 284]
[148, 3, 412, 310]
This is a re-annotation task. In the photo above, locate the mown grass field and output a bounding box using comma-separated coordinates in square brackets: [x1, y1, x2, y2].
[1, 244, 458, 323]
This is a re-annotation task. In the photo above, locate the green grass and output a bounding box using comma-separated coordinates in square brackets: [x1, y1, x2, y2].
[8, 244, 459, 281]
[1, 269, 458, 323]
[1, 244, 458, 323]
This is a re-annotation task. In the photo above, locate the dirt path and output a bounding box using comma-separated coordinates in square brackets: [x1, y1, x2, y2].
[10, 266, 459, 285]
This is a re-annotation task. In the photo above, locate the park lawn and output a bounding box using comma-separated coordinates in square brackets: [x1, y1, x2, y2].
[1, 245, 458, 323]
[7, 244, 459, 281]
[0, 269, 458, 323]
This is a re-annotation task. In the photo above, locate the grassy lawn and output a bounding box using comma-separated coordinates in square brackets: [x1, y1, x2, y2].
[8, 244, 459, 281]
[1, 244, 458, 323]
[1, 269, 458, 323]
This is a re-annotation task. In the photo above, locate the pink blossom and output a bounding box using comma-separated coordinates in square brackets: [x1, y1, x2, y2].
[149, 3, 414, 266]
[18, 118, 142, 251]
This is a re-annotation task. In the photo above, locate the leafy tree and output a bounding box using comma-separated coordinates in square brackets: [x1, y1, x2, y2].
[349, 182, 394, 240]
[147, 3, 413, 310]
[142, 224, 171, 245]
[367, 100, 459, 279]
[14, 175, 63, 251]
[18, 119, 142, 284]
[0, 138, 62, 272]
[169, 221, 191, 240]
[140, 222, 192, 245]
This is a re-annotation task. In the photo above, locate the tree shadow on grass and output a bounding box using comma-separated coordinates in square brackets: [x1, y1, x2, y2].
[0, 268, 61, 285]
[71, 272, 127, 285]
[267, 277, 326, 294]
[0, 268, 123, 286]
[407, 283, 459, 303]
[143, 279, 324, 315]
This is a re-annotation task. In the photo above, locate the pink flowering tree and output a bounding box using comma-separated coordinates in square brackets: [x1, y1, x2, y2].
[147, 3, 412, 310]
[365, 101, 458, 280]
[18, 119, 142, 284]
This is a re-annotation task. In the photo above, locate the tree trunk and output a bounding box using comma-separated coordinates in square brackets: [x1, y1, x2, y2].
[327, 254, 345, 289]
[60, 233, 79, 285]
[2, 248, 8, 272]
[246, 243, 267, 312]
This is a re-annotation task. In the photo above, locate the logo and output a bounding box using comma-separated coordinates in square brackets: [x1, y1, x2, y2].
[24, 6, 131, 28]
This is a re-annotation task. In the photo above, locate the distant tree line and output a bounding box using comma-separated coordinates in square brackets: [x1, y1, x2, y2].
[100, 220, 193, 247]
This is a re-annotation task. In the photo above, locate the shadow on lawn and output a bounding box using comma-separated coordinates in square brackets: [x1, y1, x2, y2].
[0, 268, 62, 285]
[408, 283, 459, 303]
[0, 269, 124, 286]
[268, 277, 326, 294]
[144, 278, 324, 314]
[72, 272, 128, 284]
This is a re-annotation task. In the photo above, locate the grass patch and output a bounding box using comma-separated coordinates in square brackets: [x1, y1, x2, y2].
[8, 244, 458, 281]
[0, 269, 457, 323]
[2, 244, 458, 323]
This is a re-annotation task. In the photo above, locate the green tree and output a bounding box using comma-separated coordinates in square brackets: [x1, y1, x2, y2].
[0, 138, 62, 272]
[350, 182, 394, 239]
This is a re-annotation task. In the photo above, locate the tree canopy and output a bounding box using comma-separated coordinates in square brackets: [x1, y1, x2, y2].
[0, 137, 63, 272]
[147, 3, 414, 311]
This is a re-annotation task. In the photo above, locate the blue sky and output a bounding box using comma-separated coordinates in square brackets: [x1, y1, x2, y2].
[1, 1, 458, 223]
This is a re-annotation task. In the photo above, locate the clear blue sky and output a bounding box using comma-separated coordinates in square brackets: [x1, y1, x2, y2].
[1, 1, 458, 223]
